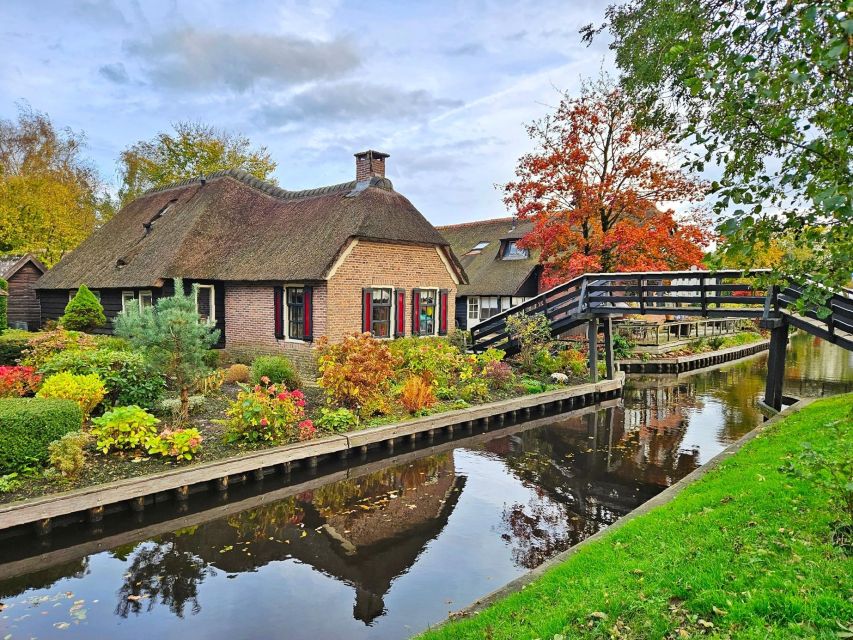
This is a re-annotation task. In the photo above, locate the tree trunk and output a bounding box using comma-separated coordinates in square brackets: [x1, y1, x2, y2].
[179, 385, 190, 424]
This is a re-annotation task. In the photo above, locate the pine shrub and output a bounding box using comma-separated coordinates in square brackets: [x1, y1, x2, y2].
[62, 285, 106, 332]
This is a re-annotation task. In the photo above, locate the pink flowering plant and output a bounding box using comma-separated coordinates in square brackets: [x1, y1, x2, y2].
[225, 376, 315, 444]
[146, 427, 203, 461]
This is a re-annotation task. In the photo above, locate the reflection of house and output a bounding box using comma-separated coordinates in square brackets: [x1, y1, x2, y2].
[171, 455, 464, 625]
[0, 254, 46, 330]
[438, 218, 541, 330]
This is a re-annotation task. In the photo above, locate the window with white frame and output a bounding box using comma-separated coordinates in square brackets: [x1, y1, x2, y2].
[416, 289, 438, 335]
[479, 296, 500, 320]
[121, 290, 135, 312]
[467, 297, 479, 321]
[139, 290, 153, 310]
[195, 285, 215, 324]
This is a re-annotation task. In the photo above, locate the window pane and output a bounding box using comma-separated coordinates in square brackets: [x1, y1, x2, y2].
[372, 305, 391, 338]
[139, 291, 153, 309]
[122, 291, 135, 312]
[287, 287, 304, 339]
[467, 297, 479, 319]
[372, 289, 391, 304]
[418, 289, 436, 335]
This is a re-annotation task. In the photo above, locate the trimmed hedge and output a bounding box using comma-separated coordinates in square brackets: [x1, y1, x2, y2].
[250, 355, 301, 390]
[0, 329, 30, 366]
[0, 397, 83, 472]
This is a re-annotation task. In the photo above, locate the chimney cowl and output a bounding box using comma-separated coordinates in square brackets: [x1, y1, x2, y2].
[354, 149, 389, 181]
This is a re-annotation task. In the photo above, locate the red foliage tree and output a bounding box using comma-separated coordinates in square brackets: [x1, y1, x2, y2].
[503, 74, 714, 288]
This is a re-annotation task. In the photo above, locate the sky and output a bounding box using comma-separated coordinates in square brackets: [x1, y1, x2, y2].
[1, 0, 615, 226]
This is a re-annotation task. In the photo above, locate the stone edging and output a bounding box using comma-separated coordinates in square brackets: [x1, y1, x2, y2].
[617, 339, 769, 374]
[430, 396, 814, 629]
[0, 374, 624, 533]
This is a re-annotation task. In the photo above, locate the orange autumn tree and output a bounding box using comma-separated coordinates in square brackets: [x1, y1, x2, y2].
[503, 74, 714, 287]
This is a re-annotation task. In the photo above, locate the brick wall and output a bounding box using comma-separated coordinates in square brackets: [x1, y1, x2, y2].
[224, 283, 327, 373]
[326, 240, 457, 338]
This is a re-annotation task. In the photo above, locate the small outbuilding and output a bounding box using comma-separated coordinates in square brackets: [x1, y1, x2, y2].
[0, 253, 47, 330]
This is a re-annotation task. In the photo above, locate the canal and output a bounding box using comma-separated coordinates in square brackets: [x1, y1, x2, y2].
[0, 333, 850, 639]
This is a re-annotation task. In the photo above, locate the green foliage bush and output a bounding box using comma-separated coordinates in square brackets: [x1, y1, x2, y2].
[612, 334, 634, 359]
[146, 427, 203, 461]
[0, 329, 30, 365]
[203, 349, 220, 369]
[21, 328, 97, 369]
[315, 407, 359, 433]
[0, 398, 83, 472]
[48, 431, 90, 477]
[36, 371, 106, 417]
[0, 277, 7, 333]
[250, 355, 301, 389]
[62, 285, 106, 332]
[389, 336, 464, 387]
[40, 348, 164, 408]
[505, 313, 552, 372]
[225, 383, 314, 443]
[90, 405, 160, 453]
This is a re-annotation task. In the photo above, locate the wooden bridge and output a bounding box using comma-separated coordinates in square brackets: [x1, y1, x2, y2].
[470, 269, 853, 411]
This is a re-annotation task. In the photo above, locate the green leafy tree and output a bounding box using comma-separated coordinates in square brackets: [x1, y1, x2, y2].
[117, 121, 277, 207]
[62, 285, 106, 331]
[585, 0, 852, 305]
[505, 312, 552, 373]
[114, 279, 220, 422]
[0, 104, 114, 266]
[0, 278, 7, 333]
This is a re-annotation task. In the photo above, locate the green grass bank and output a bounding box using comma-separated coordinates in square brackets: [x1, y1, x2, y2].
[420, 394, 853, 640]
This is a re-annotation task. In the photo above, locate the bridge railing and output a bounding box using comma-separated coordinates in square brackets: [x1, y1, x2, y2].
[471, 269, 772, 352]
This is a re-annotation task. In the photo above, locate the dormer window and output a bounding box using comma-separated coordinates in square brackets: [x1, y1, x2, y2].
[502, 240, 528, 260]
[465, 241, 490, 256]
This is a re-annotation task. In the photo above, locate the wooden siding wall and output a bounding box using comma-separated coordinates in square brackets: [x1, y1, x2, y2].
[455, 296, 468, 331]
[38, 280, 225, 346]
[7, 263, 43, 330]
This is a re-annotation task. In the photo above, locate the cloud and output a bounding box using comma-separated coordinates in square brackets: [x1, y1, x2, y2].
[72, 0, 128, 27]
[99, 62, 129, 84]
[259, 81, 463, 124]
[124, 28, 360, 92]
[444, 43, 485, 57]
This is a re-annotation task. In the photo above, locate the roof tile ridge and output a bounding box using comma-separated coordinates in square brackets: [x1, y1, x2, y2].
[436, 216, 516, 230]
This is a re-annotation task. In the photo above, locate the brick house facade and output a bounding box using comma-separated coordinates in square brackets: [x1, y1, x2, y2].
[36, 151, 466, 368]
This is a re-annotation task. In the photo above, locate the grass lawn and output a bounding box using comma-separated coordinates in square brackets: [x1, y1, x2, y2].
[420, 394, 853, 640]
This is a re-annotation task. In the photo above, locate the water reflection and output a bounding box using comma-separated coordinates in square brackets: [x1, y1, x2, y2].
[0, 334, 849, 640]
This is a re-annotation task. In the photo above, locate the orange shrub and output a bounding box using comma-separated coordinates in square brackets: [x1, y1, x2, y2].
[225, 363, 250, 383]
[315, 333, 401, 417]
[399, 375, 436, 414]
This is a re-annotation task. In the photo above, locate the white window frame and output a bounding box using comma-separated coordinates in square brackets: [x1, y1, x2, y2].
[121, 290, 135, 313]
[467, 297, 479, 321]
[139, 290, 153, 310]
[415, 287, 439, 337]
[368, 286, 395, 339]
[284, 286, 306, 342]
[195, 284, 216, 324]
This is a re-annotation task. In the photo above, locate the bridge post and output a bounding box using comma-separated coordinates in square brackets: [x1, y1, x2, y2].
[588, 317, 599, 383]
[763, 317, 789, 411]
[601, 316, 615, 380]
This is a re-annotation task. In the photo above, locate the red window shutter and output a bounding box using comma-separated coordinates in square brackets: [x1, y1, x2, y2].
[411, 288, 421, 335]
[273, 286, 284, 339]
[394, 288, 405, 337]
[362, 288, 372, 334]
[303, 286, 313, 342]
[439, 289, 449, 335]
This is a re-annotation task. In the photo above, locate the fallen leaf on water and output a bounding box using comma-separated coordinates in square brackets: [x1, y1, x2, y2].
[300, 531, 307, 538]
[126, 595, 142, 602]
[219, 545, 234, 553]
[54, 622, 71, 630]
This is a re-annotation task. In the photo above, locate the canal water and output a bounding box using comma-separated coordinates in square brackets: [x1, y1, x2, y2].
[0, 333, 850, 639]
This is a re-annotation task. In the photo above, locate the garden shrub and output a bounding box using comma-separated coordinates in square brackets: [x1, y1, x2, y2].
[389, 337, 463, 387]
[40, 348, 164, 408]
[90, 405, 160, 453]
[0, 398, 83, 472]
[476, 347, 505, 366]
[92, 335, 133, 351]
[556, 347, 588, 377]
[534, 349, 562, 375]
[146, 427, 203, 461]
[0, 277, 7, 333]
[203, 349, 220, 369]
[251, 355, 301, 389]
[225, 382, 314, 443]
[115, 278, 220, 423]
[315, 333, 400, 417]
[48, 431, 90, 477]
[0, 366, 41, 397]
[399, 375, 437, 414]
[483, 360, 514, 391]
[612, 334, 634, 359]
[460, 379, 489, 402]
[62, 285, 106, 332]
[225, 363, 250, 383]
[446, 329, 470, 352]
[36, 371, 106, 417]
[519, 377, 547, 394]
[0, 473, 21, 493]
[315, 407, 359, 433]
[21, 328, 97, 369]
[505, 312, 551, 372]
[0, 329, 31, 365]
[194, 369, 224, 395]
[157, 394, 206, 417]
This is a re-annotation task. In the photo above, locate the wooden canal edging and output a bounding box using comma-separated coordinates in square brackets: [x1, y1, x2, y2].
[616, 339, 769, 375]
[0, 398, 621, 581]
[0, 374, 624, 535]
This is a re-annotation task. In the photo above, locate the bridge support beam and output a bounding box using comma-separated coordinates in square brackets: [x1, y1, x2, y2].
[601, 316, 615, 380]
[588, 318, 598, 383]
[763, 318, 789, 411]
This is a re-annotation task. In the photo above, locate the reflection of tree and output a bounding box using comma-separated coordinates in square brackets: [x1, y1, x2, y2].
[0, 558, 90, 600]
[115, 539, 214, 618]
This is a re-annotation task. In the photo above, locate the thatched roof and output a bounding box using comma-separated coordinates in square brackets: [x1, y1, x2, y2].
[438, 217, 540, 297]
[37, 170, 465, 290]
[0, 254, 46, 280]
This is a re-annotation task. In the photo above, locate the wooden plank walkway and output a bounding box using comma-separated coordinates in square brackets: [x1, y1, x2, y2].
[0, 375, 624, 535]
[0, 399, 619, 581]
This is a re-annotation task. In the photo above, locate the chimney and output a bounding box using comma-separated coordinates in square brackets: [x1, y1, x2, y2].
[354, 150, 389, 181]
